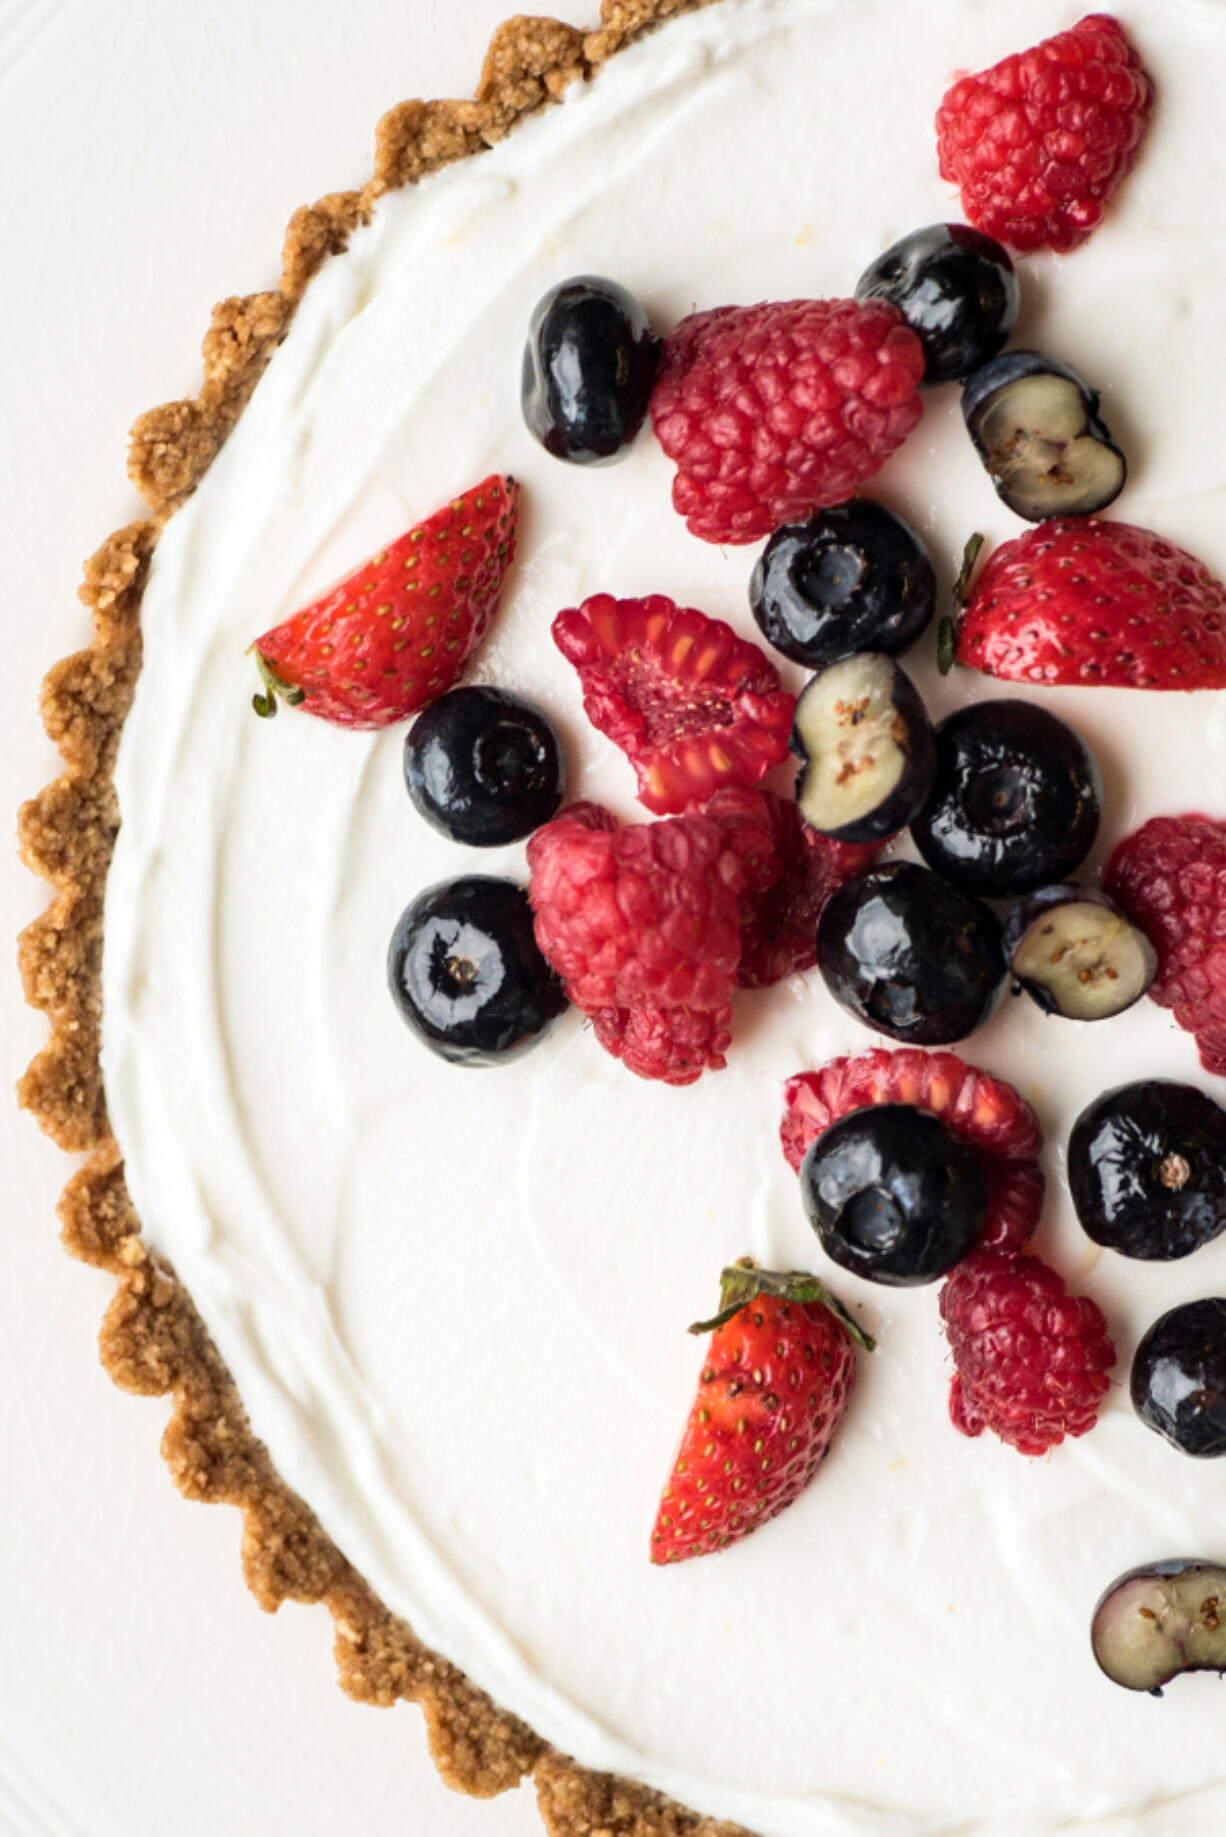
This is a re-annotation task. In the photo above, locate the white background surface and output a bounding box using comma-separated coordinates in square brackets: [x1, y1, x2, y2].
[1, 2, 599, 1830]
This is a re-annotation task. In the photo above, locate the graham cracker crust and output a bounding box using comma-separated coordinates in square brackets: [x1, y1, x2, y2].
[18, 4, 745, 1833]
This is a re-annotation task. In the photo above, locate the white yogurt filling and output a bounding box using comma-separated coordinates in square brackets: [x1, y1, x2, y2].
[102, 1, 1226, 1832]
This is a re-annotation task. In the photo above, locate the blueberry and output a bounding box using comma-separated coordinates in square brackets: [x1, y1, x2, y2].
[749, 501, 936, 669]
[388, 876, 566, 1066]
[1068, 1080, 1226, 1260]
[792, 653, 935, 843]
[1002, 884, 1157, 1022]
[1132, 1300, 1226, 1457]
[816, 861, 1006, 1045]
[800, 1104, 985, 1286]
[404, 686, 565, 847]
[854, 223, 1019, 386]
[521, 275, 657, 465]
[961, 349, 1126, 520]
[911, 699, 1101, 898]
[1092, 1560, 1226, 1693]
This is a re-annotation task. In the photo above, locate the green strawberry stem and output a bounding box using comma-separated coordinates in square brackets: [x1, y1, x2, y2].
[937, 530, 986, 677]
[689, 1256, 876, 1352]
[251, 649, 306, 720]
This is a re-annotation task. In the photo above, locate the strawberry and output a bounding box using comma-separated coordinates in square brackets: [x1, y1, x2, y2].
[251, 475, 518, 729]
[650, 1260, 871, 1565]
[955, 518, 1226, 690]
[551, 593, 795, 815]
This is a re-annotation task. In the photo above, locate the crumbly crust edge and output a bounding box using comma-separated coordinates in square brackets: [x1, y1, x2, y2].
[17, 5, 748, 1835]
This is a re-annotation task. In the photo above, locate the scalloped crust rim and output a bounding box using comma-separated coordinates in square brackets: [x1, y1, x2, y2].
[17, 4, 747, 1834]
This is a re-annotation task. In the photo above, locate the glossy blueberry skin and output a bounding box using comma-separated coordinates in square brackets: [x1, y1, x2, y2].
[388, 876, 567, 1067]
[911, 699, 1102, 898]
[750, 501, 936, 668]
[800, 1104, 985, 1286]
[961, 348, 1126, 521]
[855, 223, 1019, 386]
[521, 275, 658, 465]
[816, 861, 1006, 1045]
[404, 686, 566, 847]
[1069, 1081, 1226, 1261]
[1132, 1300, 1226, 1456]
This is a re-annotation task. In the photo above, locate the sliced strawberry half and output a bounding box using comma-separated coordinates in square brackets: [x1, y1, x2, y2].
[551, 593, 795, 815]
[252, 474, 518, 729]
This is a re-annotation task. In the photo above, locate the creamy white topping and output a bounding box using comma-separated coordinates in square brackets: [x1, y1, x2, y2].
[102, 1, 1226, 1831]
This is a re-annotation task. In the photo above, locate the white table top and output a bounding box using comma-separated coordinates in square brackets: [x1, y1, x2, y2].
[1, 2, 600, 1830]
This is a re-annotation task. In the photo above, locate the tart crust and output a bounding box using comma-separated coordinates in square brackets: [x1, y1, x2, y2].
[18, 4, 744, 1834]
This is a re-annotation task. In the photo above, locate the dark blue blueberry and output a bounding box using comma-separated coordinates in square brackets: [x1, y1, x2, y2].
[961, 349, 1125, 520]
[404, 686, 565, 847]
[792, 653, 935, 844]
[1132, 1300, 1226, 1457]
[816, 861, 1006, 1045]
[521, 275, 657, 464]
[911, 699, 1101, 898]
[800, 1104, 985, 1286]
[1069, 1080, 1226, 1261]
[388, 876, 566, 1066]
[750, 500, 935, 669]
[854, 223, 1019, 386]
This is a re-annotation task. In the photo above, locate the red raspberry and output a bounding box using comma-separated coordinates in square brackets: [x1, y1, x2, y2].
[935, 15, 1154, 255]
[956, 519, 1226, 690]
[706, 789, 877, 989]
[1106, 814, 1226, 1077]
[552, 595, 795, 815]
[781, 1050, 1044, 1255]
[780, 1049, 1042, 1172]
[592, 1003, 733, 1087]
[941, 1248, 1116, 1456]
[526, 802, 742, 1016]
[650, 299, 924, 546]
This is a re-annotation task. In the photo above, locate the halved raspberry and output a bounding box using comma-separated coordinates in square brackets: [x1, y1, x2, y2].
[1106, 813, 1226, 1078]
[552, 595, 795, 816]
[592, 1003, 733, 1087]
[706, 790, 877, 989]
[780, 1049, 1042, 1172]
[941, 1247, 1116, 1456]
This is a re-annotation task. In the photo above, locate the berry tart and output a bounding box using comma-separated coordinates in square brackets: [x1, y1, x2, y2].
[20, 2, 1226, 1834]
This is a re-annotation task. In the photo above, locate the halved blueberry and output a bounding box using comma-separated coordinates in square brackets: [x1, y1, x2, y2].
[1093, 1561, 1226, 1693]
[855, 222, 1019, 386]
[1003, 884, 1157, 1021]
[792, 654, 935, 843]
[961, 349, 1125, 520]
[749, 501, 936, 668]
[521, 275, 657, 465]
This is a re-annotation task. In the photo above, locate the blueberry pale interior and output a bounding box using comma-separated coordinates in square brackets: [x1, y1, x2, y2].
[99, 0, 1226, 1831]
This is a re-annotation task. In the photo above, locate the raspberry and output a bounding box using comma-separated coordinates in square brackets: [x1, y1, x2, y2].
[782, 1050, 1044, 1255]
[941, 1248, 1116, 1456]
[650, 299, 924, 546]
[780, 1049, 1042, 1172]
[592, 1003, 733, 1087]
[935, 15, 1154, 256]
[1106, 814, 1226, 1077]
[526, 802, 742, 1016]
[707, 790, 876, 989]
[552, 595, 795, 815]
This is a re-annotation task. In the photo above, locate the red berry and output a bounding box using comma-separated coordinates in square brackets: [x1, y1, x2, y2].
[978, 1156, 1045, 1257]
[651, 1263, 866, 1564]
[526, 802, 743, 1077]
[253, 475, 518, 728]
[935, 14, 1154, 255]
[592, 1002, 733, 1087]
[956, 518, 1226, 690]
[780, 1048, 1042, 1172]
[706, 789, 877, 989]
[650, 299, 924, 546]
[552, 595, 795, 816]
[941, 1248, 1116, 1456]
[1106, 814, 1226, 1078]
